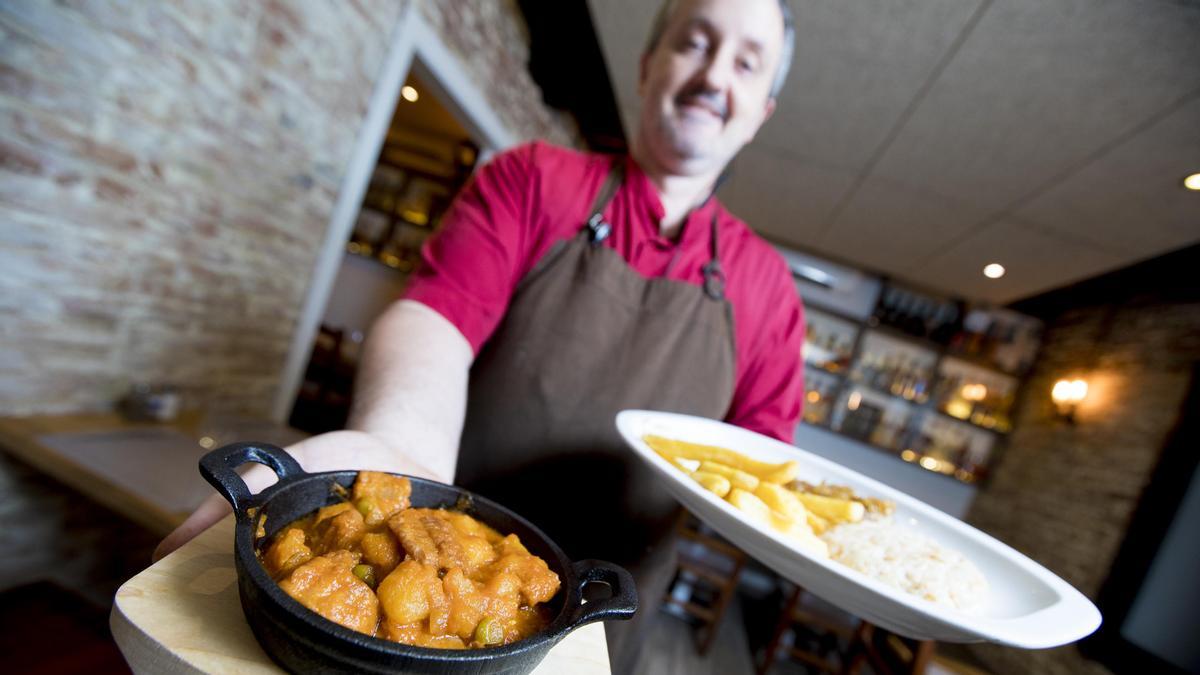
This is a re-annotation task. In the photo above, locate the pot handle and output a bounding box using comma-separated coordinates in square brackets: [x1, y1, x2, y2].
[566, 559, 639, 628]
[199, 442, 306, 514]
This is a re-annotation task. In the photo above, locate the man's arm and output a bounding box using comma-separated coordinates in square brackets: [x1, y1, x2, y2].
[154, 299, 473, 559]
[347, 298, 473, 483]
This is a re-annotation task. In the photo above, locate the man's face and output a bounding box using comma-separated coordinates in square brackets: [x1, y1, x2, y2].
[638, 0, 783, 176]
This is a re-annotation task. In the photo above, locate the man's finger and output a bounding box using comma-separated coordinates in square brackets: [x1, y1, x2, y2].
[153, 492, 231, 562]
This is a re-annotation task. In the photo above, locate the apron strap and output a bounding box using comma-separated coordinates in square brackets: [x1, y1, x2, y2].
[585, 157, 725, 301]
[702, 211, 725, 300]
[584, 159, 626, 245]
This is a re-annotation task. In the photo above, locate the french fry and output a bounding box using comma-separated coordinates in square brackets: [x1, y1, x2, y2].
[754, 482, 807, 523]
[699, 461, 760, 491]
[793, 492, 865, 523]
[806, 511, 831, 535]
[726, 488, 772, 523]
[690, 471, 732, 498]
[791, 525, 830, 558]
[728, 489, 829, 557]
[668, 456, 700, 473]
[643, 435, 800, 483]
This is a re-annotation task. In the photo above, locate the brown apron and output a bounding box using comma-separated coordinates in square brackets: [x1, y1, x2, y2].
[455, 158, 736, 670]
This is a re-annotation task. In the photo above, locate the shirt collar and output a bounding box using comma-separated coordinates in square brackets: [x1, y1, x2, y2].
[624, 154, 720, 249]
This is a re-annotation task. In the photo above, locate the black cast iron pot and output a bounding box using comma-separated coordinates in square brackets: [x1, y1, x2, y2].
[200, 442, 637, 674]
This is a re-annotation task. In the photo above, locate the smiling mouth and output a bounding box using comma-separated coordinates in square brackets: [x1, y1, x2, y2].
[677, 100, 726, 123]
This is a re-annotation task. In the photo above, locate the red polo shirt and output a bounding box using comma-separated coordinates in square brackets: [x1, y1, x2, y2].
[404, 141, 805, 442]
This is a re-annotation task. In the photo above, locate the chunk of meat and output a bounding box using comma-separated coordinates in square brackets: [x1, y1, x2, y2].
[388, 509, 467, 571]
[352, 472, 412, 526]
[312, 506, 366, 555]
[481, 571, 522, 624]
[442, 568, 486, 640]
[360, 531, 401, 577]
[441, 512, 500, 577]
[488, 534, 560, 605]
[278, 550, 378, 635]
[383, 622, 466, 649]
[314, 502, 354, 524]
[262, 527, 312, 580]
[377, 560, 447, 627]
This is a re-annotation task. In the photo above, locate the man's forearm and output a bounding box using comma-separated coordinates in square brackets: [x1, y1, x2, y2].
[347, 299, 473, 483]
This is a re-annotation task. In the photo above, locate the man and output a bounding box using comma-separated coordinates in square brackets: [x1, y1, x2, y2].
[160, 0, 802, 668]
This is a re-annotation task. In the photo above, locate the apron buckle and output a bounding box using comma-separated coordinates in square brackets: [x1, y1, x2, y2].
[702, 261, 726, 300]
[587, 213, 612, 244]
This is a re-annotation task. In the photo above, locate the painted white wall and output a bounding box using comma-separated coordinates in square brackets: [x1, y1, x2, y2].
[1121, 461, 1200, 671]
[320, 254, 411, 338]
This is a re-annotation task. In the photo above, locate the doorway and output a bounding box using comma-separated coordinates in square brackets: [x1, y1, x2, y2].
[272, 5, 516, 428]
[288, 66, 480, 435]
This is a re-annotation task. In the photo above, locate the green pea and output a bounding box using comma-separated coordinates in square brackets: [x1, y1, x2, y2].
[352, 564, 376, 588]
[474, 617, 503, 646]
[356, 498, 377, 519]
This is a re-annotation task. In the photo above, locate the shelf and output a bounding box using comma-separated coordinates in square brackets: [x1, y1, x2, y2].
[933, 408, 1010, 435]
[804, 301, 865, 326]
[939, 351, 1023, 379]
[803, 362, 848, 378]
[863, 322, 944, 353]
[799, 419, 980, 485]
[844, 379, 931, 407]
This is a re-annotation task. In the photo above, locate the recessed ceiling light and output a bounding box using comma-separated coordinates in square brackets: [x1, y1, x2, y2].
[1184, 173, 1200, 191]
[983, 263, 1006, 279]
[401, 85, 419, 103]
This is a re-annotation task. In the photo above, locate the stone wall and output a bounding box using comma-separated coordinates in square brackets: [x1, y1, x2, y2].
[964, 296, 1200, 674]
[0, 0, 578, 419]
[0, 0, 577, 601]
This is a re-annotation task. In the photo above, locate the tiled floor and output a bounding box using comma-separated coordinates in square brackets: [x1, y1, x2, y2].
[631, 598, 759, 675]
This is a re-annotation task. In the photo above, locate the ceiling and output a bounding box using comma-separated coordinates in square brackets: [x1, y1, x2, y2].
[584, 0, 1200, 304]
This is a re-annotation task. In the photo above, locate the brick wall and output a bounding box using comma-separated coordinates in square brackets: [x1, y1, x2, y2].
[0, 0, 578, 599]
[964, 296, 1200, 674]
[0, 0, 578, 419]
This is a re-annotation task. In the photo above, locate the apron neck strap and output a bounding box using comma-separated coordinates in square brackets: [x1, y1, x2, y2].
[584, 158, 626, 244]
[702, 210, 725, 300]
[585, 157, 726, 301]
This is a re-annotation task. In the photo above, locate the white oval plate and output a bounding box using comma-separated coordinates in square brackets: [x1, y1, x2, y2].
[616, 410, 1101, 647]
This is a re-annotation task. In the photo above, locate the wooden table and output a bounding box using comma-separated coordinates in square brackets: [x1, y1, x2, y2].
[111, 516, 611, 674]
[0, 411, 307, 536]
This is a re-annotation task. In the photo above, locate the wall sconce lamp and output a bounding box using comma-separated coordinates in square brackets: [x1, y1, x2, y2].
[1051, 378, 1089, 423]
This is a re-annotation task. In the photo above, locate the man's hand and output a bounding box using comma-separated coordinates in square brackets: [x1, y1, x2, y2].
[154, 300, 474, 561]
[153, 430, 446, 561]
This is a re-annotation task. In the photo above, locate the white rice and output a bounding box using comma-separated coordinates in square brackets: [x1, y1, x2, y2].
[820, 518, 989, 611]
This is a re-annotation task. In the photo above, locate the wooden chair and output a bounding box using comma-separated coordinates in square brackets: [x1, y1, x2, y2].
[843, 622, 934, 675]
[758, 584, 858, 674]
[661, 510, 748, 655]
[759, 583, 935, 675]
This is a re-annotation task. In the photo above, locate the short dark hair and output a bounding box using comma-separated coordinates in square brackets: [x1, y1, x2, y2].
[642, 0, 795, 99]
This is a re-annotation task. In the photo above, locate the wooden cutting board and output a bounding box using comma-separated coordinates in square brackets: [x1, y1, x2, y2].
[110, 516, 611, 674]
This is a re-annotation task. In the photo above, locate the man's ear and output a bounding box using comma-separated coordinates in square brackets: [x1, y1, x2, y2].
[762, 97, 777, 125]
[745, 97, 778, 144]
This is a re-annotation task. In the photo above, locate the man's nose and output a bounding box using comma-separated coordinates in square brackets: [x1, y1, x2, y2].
[697, 48, 736, 94]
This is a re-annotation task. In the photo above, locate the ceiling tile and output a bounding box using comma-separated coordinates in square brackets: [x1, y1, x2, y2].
[816, 176, 994, 273]
[757, 0, 983, 170]
[872, 0, 1200, 213]
[718, 145, 857, 245]
[1014, 95, 1200, 258]
[903, 219, 1126, 304]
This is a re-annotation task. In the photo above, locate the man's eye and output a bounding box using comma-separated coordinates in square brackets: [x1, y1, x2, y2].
[683, 37, 707, 52]
[737, 57, 760, 73]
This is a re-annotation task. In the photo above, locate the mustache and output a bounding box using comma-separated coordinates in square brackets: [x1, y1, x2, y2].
[675, 85, 728, 121]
